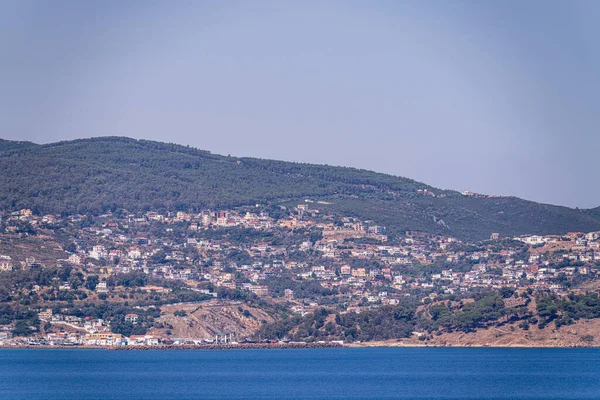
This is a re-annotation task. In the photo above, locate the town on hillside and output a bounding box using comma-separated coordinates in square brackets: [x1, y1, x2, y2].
[1, 202, 600, 347]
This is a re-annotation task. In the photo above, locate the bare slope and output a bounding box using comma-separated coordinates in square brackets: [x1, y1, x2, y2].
[151, 301, 274, 340]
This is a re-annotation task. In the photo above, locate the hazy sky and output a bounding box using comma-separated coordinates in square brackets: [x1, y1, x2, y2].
[1, 1, 599, 208]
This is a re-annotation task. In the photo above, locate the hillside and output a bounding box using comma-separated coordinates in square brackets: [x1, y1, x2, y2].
[348, 318, 600, 348]
[587, 207, 600, 221]
[0, 139, 38, 153]
[149, 301, 275, 341]
[0, 136, 598, 241]
[257, 291, 600, 347]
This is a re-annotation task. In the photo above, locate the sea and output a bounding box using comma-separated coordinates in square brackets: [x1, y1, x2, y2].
[1, 348, 600, 400]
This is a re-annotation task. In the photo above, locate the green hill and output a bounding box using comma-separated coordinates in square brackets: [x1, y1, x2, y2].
[0, 139, 38, 153]
[0, 136, 598, 241]
[587, 207, 600, 222]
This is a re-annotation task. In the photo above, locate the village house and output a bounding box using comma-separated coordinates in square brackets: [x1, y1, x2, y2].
[124, 314, 139, 324]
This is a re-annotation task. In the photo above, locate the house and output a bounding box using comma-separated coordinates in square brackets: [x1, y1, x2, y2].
[68, 254, 81, 265]
[84, 333, 124, 346]
[89, 245, 107, 260]
[340, 265, 351, 276]
[128, 335, 159, 346]
[124, 314, 139, 324]
[245, 284, 269, 297]
[139, 285, 171, 294]
[96, 281, 108, 293]
[0, 255, 13, 271]
[38, 309, 53, 321]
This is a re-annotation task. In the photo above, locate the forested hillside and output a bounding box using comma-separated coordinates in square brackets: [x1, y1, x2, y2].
[0, 139, 38, 153]
[587, 207, 600, 222]
[0, 136, 598, 240]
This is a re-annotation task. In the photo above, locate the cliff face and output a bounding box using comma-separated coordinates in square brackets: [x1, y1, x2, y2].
[150, 301, 275, 340]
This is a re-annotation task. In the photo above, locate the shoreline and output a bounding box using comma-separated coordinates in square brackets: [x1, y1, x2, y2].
[1, 342, 598, 350]
[0, 342, 343, 351]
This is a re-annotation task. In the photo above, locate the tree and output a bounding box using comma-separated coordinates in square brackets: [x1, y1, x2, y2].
[174, 310, 187, 317]
[499, 287, 515, 299]
[69, 271, 84, 289]
[64, 242, 77, 253]
[85, 275, 99, 291]
[13, 319, 39, 337]
[309, 230, 323, 244]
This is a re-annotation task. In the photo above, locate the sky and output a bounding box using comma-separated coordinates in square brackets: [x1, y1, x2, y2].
[1, 1, 599, 208]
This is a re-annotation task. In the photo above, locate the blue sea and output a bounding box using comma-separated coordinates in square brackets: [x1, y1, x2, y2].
[1, 348, 600, 399]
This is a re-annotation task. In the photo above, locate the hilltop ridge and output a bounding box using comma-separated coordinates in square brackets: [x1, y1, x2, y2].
[0, 136, 598, 241]
[0, 138, 38, 153]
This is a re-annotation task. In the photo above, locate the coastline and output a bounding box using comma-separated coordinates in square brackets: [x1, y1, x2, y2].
[0, 342, 343, 351]
[1, 342, 598, 350]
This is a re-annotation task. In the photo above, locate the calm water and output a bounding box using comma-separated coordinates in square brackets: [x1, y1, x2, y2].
[1, 348, 600, 399]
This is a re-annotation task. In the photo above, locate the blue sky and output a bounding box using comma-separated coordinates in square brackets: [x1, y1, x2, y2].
[1, 1, 599, 208]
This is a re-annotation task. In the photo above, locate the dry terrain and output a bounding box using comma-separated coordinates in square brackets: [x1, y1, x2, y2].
[0, 234, 67, 265]
[347, 318, 600, 348]
[149, 300, 275, 341]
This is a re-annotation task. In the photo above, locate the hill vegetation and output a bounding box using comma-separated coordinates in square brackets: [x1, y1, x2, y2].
[256, 290, 600, 343]
[0, 139, 38, 153]
[0, 136, 598, 241]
